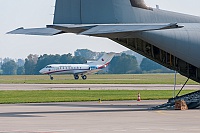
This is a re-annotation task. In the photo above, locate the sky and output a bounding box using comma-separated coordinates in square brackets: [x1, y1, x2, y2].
[1, 0, 200, 59]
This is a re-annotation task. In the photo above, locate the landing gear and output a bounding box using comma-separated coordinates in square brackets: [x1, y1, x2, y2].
[81, 75, 87, 80]
[50, 75, 54, 80]
[74, 75, 79, 80]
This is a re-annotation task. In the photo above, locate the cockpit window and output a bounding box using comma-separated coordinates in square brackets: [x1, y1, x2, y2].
[130, 0, 152, 10]
[46, 66, 52, 68]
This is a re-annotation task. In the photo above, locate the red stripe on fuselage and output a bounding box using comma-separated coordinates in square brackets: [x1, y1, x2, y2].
[98, 62, 110, 69]
[43, 69, 90, 75]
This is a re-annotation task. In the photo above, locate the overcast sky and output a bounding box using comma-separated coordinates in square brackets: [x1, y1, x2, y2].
[1, 0, 200, 59]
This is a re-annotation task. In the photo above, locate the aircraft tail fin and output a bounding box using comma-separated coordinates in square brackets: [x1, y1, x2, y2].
[87, 53, 115, 67]
[53, 0, 136, 24]
[53, 0, 82, 24]
[53, 0, 197, 25]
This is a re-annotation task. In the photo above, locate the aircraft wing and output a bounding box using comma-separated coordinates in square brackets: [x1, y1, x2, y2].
[7, 23, 183, 36]
[7, 27, 63, 36]
[83, 69, 101, 75]
[79, 23, 183, 35]
[47, 23, 183, 38]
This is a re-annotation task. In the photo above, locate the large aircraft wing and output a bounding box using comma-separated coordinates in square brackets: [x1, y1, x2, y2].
[7, 27, 63, 36]
[79, 23, 183, 35]
[7, 23, 183, 36]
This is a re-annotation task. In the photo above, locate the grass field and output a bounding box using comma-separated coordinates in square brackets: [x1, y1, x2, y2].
[0, 74, 198, 84]
[0, 90, 195, 104]
[0, 74, 197, 104]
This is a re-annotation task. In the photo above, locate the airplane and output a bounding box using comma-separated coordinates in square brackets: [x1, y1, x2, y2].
[39, 53, 115, 80]
[7, 0, 200, 84]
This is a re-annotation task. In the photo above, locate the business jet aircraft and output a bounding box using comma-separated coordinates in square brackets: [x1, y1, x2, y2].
[39, 53, 115, 80]
[8, 0, 200, 83]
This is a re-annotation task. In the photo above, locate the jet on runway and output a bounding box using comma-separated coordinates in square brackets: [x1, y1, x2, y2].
[8, 0, 200, 83]
[39, 53, 115, 80]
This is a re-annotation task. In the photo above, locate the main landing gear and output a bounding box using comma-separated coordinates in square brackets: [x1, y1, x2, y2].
[74, 74, 79, 80]
[49, 74, 87, 80]
[81, 75, 87, 80]
[73, 74, 87, 80]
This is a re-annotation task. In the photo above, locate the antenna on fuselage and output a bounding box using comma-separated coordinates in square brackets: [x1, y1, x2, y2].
[156, 5, 160, 9]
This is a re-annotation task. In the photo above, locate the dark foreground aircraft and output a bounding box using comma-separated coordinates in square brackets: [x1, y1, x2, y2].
[8, 0, 200, 83]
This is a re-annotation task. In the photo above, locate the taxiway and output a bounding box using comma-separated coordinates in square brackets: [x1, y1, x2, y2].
[0, 100, 200, 133]
[0, 84, 199, 90]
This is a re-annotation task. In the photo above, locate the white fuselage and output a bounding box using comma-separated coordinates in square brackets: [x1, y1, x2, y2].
[39, 53, 115, 80]
[39, 64, 100, 75]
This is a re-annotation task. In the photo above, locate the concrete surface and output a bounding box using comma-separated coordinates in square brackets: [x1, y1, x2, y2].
[0, 84, 199, 90]
[0, 100, 200, 133]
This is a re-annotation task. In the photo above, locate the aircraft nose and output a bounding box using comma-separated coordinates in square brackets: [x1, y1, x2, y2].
[39, 69, 44, 74]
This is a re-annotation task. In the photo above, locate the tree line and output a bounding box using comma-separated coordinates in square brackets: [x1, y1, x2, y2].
[0, 49, 173, 75]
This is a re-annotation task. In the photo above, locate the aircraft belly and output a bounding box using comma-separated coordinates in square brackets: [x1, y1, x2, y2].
[51, 70, 72, 75]
[74, 70, 85, 74]
[50, 70, 86, 75]
[138, 25, 200, 68]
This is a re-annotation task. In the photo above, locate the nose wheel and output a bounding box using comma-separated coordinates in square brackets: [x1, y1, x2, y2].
[50, 75, 54, 80]
[81, 75, 87, 80]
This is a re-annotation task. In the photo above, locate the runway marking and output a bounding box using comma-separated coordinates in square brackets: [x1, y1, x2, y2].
[135, 128, 152, 132]
[136, 128, 150, 130]
[155, 110, 176, 116]
[137, 130, 152, 132]
[88, 129, 103, 132]
[114, 129, 127, 132]
[163, 128, 178, 131]
[5, 129, 76, 133]
[42, 129, 76, 132]
[156, 111, 167, 115]
[189, 128, 200, 131]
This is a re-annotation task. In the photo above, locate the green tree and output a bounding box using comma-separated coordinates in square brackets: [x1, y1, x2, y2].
[60, 53, 72, 63]
[16, 59, 25, 67]
[75, 49, 96, 59]
[24, 54, 38, 75]
[1, 60, 17, 75]
[140, 58, 162, 72]
[109, 53, 139, 74]
[71, 56, 86, 64]
[140, 58, 173, 73]
[34, 54, 61, 75]
[17, 66, 25, 75]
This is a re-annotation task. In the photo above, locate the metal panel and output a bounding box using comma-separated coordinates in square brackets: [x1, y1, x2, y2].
[137, 23, 200, 68]
[53, 0, 81, 24]
[81, 0, 116, 24]
[53, 0, 200, 24]
[7, 27, 62, 36]
[80, 23, 181, 35]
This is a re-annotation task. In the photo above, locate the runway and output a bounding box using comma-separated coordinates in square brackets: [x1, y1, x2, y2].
[0, 100, 200, 133]
[0, 84, 199, 90]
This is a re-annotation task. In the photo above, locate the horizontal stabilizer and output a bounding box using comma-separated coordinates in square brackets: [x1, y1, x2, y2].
[7, 27, 63, 36]
[8, 23, 183, 36]
[80, 23, 183, 35]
